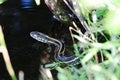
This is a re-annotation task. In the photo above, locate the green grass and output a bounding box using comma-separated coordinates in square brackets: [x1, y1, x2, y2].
[56, 0, 120, 80]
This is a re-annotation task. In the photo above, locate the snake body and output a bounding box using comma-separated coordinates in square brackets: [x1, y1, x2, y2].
[30, 31, 80, 65]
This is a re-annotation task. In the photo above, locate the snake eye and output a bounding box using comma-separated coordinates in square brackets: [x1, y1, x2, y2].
[33, 34, 37, 38]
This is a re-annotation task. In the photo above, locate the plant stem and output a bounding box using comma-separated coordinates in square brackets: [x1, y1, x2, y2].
[0, 26, 17, 80]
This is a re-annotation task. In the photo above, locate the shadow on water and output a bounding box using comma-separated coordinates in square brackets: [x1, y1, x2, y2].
[0, 0, 56, 80]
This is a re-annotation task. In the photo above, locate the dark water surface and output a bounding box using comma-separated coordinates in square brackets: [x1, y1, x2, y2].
[0, 1, 53, 80]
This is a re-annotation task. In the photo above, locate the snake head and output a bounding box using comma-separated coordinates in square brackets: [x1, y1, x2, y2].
[30, 31, 49, 43]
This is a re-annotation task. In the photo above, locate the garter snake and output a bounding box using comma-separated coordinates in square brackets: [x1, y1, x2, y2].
[30, 31, 80, 65]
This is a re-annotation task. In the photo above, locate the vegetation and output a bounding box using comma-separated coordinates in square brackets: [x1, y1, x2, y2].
[0, 0, 120, 80]
[56, 0, 120, 80]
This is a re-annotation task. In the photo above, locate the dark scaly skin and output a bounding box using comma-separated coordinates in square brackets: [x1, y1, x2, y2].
[30, 31, 80, 65]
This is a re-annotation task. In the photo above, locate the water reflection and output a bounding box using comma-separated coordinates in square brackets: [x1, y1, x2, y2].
[21, 0, 35, 9]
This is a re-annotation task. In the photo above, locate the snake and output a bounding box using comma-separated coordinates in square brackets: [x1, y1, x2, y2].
[30, 31, 80, 65]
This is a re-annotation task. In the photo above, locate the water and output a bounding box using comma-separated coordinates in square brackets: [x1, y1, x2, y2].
[0, 1, 52, 80]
